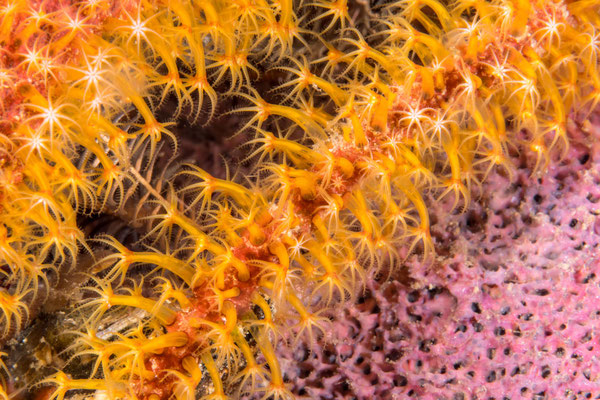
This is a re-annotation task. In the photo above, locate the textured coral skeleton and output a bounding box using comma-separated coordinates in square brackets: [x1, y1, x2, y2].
[0, 0, 598, 399]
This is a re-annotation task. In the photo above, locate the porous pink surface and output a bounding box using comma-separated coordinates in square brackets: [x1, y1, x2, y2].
[273, 117, 600, 400]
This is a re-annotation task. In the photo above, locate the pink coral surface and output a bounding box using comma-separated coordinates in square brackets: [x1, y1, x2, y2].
[273, 116, 600, 400]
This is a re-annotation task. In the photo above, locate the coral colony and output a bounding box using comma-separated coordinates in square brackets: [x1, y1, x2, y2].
[0, 0, 598, 399]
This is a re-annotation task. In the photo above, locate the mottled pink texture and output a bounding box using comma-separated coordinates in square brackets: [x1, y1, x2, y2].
[272, 117, 600, 400]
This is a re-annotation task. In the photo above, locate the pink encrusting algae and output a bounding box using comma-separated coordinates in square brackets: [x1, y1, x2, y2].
[273, 115, 600, 399]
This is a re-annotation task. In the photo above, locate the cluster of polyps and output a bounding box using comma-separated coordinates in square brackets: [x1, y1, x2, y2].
[0, 0, 598, 398]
